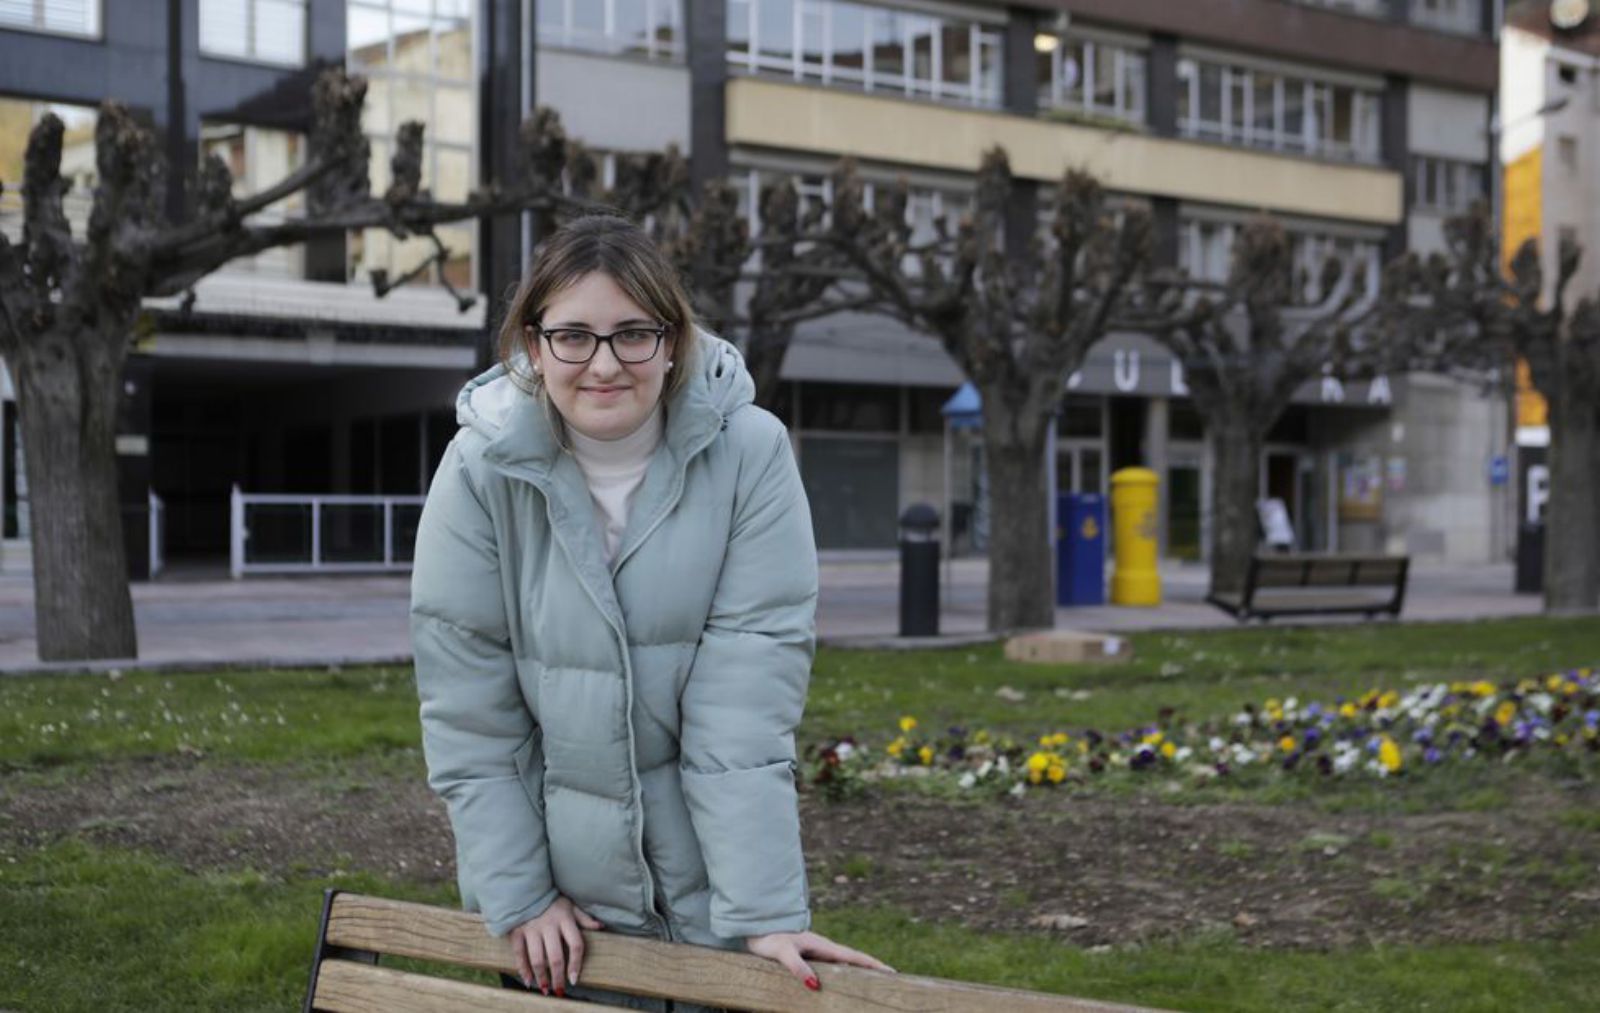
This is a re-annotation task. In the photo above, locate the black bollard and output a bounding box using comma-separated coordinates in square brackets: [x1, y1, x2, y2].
[899, 503, 941, 637]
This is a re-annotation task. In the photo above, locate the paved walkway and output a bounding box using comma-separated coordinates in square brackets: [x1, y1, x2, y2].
[0, 556, 1542, 674]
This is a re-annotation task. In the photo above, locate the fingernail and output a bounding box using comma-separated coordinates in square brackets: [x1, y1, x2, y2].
[540, 983, 549, 996]
[555, 985, 566, 998]
[522, 974, 532, 989]
[568, 969, 578, 986]
[805, 976, 820, 991]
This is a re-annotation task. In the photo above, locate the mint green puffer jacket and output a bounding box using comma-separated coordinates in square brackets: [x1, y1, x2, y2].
[410, 330, 815, 953]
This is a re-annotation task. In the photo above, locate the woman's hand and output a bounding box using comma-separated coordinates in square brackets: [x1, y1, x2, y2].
[508, 895, 606, 996]
[745, 930, 895, 991]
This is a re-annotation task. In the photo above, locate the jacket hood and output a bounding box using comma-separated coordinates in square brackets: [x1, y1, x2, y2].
[456, 326, 755, 474]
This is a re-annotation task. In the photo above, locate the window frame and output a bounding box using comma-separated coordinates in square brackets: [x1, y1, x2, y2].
[536, 0, 685, 62]
[199, 0, 310, 69]
[1177, 55, 1382, 164]
[345, 0, 478, 290]
[0, 0, 101, 40]
[726, 0, 1003, 109]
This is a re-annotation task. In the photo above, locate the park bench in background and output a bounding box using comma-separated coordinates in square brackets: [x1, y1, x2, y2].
[304, 891, 1164, 1012]
[1207, 553, 1410, 622]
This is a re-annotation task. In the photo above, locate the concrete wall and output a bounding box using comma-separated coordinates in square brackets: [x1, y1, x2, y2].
[536, 48, 691, 153]
[725, 77, 1404, 226]
[1385, 374, 1511, 563]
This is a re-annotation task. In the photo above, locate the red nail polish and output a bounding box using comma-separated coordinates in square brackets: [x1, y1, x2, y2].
[805, 976, 820, 991]
[555, 985, 566, 998]
[540, 983, 549, 996]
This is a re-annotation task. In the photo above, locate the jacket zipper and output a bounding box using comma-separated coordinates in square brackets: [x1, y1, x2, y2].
[491, 418, 723, 942]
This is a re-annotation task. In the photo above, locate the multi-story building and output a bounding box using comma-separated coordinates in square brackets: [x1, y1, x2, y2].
[1500, 0, 1596, 479]
[0, 0, 1510, 576]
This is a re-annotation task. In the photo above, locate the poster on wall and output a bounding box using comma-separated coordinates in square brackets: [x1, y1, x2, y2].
[1338, 455, 1383, 521]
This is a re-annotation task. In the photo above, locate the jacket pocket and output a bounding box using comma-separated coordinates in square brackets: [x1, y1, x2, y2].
[512, 724, 547, 820]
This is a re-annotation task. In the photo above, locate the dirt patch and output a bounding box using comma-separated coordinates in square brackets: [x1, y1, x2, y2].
[3, 758, 1598, 949]
[802, 786, 1600, 949]
[0, 755, 456, 886]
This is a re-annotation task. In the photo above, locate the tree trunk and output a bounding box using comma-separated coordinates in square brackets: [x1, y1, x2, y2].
[744, 326, 790, 413]
[1207, 419, 1262, 597]
[1542, 380, 1599, 614]
[980, 399, 1054, 631]
[13, 329, 139, 660]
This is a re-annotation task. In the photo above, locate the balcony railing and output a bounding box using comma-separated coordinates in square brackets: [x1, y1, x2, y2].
[229, 486, 424, 578]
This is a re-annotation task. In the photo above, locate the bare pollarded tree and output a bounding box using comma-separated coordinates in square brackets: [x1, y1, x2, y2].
[823, 148, 1149, 632]
[1383, 206, 1600, 614]
[0, 68, 592, 661]
[1126, 219, 1384, 598]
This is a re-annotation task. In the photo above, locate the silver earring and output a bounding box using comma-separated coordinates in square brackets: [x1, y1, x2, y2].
[667, 360, 674, 370]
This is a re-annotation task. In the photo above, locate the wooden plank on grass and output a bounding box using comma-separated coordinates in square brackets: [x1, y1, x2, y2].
[326, 894, 1169, 1013]
[312, 961, 594, 1012]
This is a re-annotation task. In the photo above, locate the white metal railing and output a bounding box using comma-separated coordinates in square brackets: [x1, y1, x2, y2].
[230, 484, 425, 578]
[149, 489, 165, 577]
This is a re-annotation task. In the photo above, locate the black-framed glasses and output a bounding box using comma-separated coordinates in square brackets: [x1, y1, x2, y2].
[533, 323, 669, 365]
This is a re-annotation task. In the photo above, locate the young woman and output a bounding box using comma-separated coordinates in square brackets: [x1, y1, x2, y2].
[410, 213, 890, 1008]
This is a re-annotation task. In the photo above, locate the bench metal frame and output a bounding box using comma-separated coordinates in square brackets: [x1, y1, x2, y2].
[303, 890, 1166, 1012]
[1206, 553, 1410, 622]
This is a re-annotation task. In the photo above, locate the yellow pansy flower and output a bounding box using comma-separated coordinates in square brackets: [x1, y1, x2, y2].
[1339, 702, 1358, 719]
[898, 716, 918, 733]
[1548, 674, 1566, 692]
[1378, 736, 1403, 773]
[1471, 681, 1496, 698]
[1494, 701, 1517, 727]
[1142, 731, 1164, 746]
[918, 745, 934, 765]
[1378, 691, 1399, 710]
[1047, 763, 1067, 784]
[1026, 751, 1050, 773]
[1050, 732, 1070, 747]
[1279, 736, 1297, 753]
[1160, 741, 1177, 759]
[886, 737, 906, 758]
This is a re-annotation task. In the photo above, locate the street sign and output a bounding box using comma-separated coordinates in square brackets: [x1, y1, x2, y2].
[1489, 454, 1509, 487]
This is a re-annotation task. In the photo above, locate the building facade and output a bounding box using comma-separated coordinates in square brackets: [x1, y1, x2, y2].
[0, 0, 1511, 575]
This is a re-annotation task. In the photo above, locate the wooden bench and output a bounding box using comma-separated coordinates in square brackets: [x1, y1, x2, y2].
[303, 891, 1166, 1012]
[1206, 553, 1410, 622]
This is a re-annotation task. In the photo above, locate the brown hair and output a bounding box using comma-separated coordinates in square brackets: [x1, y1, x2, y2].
[497, 212, 697, 406]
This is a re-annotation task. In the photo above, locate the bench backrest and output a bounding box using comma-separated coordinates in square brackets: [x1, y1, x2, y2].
[304, 891, 1165, 1013]
[1249, 554, 1408, 590]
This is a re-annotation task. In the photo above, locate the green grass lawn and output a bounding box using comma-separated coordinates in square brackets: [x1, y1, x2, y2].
[2, 616, 1599, 1011]
[3, 839, 1597, 1013]
[4, 615, 1596, 771]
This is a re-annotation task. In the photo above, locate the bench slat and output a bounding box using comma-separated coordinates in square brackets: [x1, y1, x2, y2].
[324, 894, 1164, 1013]
[312, 960, 594, 1012]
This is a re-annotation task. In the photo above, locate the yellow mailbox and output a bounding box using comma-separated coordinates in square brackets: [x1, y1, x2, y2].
[1110, 467, 1161, 606]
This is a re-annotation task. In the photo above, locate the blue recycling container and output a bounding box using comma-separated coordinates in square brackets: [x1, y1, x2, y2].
[1057, 493, 1107, 606]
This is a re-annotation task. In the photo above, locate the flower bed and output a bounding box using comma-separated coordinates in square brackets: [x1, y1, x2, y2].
[804, 670, 1600, 799]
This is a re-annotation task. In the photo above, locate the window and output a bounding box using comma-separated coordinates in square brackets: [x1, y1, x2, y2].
[1412, 155, 1487, 213]
[347, 0, 475, 290]
[538, 0, 684, 61]
[0, 98, 96, 244]
[726, 0, 1002, 108]
[1036, 29, 1147, 125]
[1176, 56, 1381, 163]
[0, 0, 99, 38]
[200, 0, 308, 67]
[1558, 135, 1579, 174]
[1288, 0, 1483, 37]
[730, 165, 970, 277]
[1408, 0, 1482, 36]
[1179, 216, 1381, 303]
[200, 122, 306, 277]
